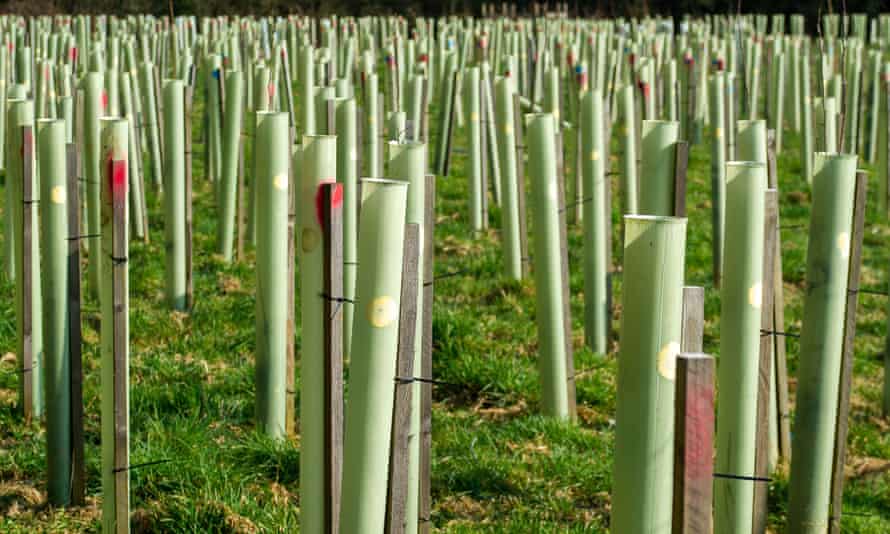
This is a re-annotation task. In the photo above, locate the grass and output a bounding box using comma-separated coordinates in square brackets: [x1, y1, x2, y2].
[2, 89, 890, 532]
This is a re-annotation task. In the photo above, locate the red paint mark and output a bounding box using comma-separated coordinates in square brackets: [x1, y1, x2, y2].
[110, 157, 128, 200]
[267, 83, 276, 99]
[101, 91, 108, 110]
[628, 53, 636, 66]
[638, 82, 650, 99]
[419, 54, 428, 63]
[314, 181, 341, 227]
[70, 47, 77, 62]
[566, 52, 574, 66]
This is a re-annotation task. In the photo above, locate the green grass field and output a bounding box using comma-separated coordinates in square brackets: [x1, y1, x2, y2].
[2, 99, 890, 532]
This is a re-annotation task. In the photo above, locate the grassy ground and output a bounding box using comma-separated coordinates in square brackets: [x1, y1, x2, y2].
[2, 96, 890, 533]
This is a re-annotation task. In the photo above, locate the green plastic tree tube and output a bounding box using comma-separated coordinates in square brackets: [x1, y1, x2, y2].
[710, 73, 726, 285]
[639, 120, 679, 216]
[465, 67, 484, 230]
[580, 89, 607, 354]
[339, 178, 408, 534]
[206, 55, 223, 188]
[217, 70, 244, 262]
[787, 153, 858, 534]
[83, 72, 103, 300]
[526, 113, 571, 418]
[298, 133, 336, 532]
[334, 98, 359, 360]
[802, 57, 814, 183]
[299, 45, 316, 135]
[139, 62, 163, 191]
[867, 52, 881, 163]
[9, 98, 43, 418]
[824, 96, 838, 153]
[611, 214, 687, 534]
[38, 118, 70, 505]
[736, 119, 767, 162]
[405, 74, 423, 142]
[388, 110, 406, 142]
[714, 161, 767, 534]
[99, 117, 129, 534]
[495, 77, 522, 280]
[162, 79, 186, 310]
[365, 73, 381, 177]
[771, 52, 785, 153]
[481, 62, 501, 205]
[4, 84, 26, 282]
[314, 86, 335, 135]
[255, 111, 289, 440]
[388, 140, 426, 534]
[435, 53, 457, 175]
[620, 85, 638, 214]
[248, 65, 272, 246]
[120, 73, 145, 241]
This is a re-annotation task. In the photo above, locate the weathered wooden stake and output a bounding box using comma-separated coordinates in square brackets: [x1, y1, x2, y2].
[321, 182, 344, 534]
[681, 286, 704, 353]
[418, 174, 435, 534]
[66, 142, 85, 506]
[752, 189, 779, 534]
[386, 223, 420, 534]
[672, 353, 715, 534]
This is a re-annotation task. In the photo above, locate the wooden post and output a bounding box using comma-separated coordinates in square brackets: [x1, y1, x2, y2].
[513, 93, 530, 277]
[554, 133, 577, 420]
[286, 128, 298, 439]
[828, 171, 867, 534]
[681, 286, 705, 353]
[418, 175, 435, 534]
[672, 353, 715, 534]
[321, 183, 344, 533]
[385, 223, 420, 534]
[184, 85, 194, 311]
[674, 140, 690, 217]
[21, 125, 34, 422]
[767, 130, 792, 461]
[752, 189, 778, 534]
[66, 142, 85, 506]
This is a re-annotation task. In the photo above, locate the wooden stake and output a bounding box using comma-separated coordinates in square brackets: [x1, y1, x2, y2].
[767, 130, 792, 461]
[286, 127, 297, 439]
[321, 183, 344, 533]
[828, 171, 867, 534]
[386, 223, 420, 534]
[418, 175, 435, 534]
[681, 286, 705, 353]
[672, 353, 715, 534]
[66, 142, 85, 506]
[554, 132, 577, 419]
[752, 189, 778, 534]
